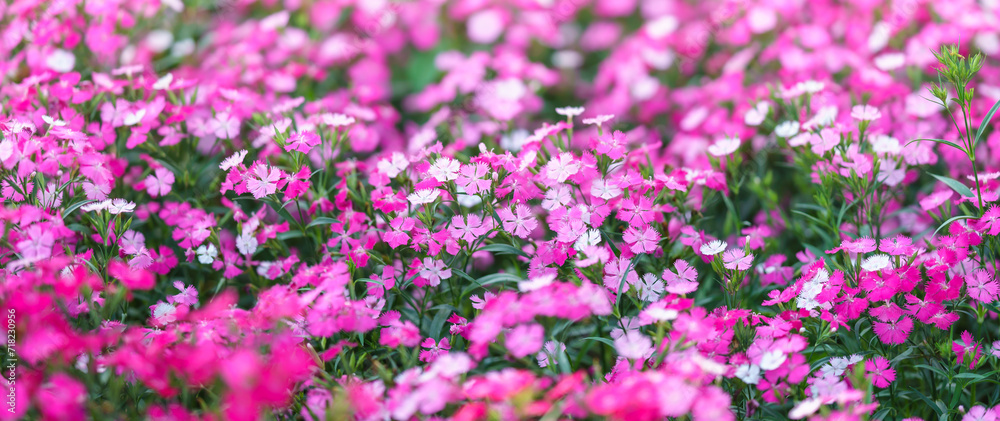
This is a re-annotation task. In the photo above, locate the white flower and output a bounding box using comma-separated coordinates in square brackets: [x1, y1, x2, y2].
[744, 102, 769, 126]
[870, 134, 901, 155]
[574, 229, 602, 251]
[735, 364, 761, 385]
[591, 178, 622, 200]
[146, 30, 174, 53]
[407, 189, 440, 206]
[42, 115, 67, 127]
[196, 243, 218, 265]
[46, 49, 76, 73]
[555, 106, 585, 117]
[236, 231, 258, 257]
[123, 109, 146, 126]
[789, 398, 824, 420]
[81, 200, 110, 213]
[861, 253, 892, 272]
[774, 121, 800, 138]
[874, 52, 906, 71]
[707, 137, 741, 157]
[759, 350, 787, 371]
[377, 152, 409, 178]
[106, 199, 135, 214]
[582, 114, 615, 126]
[428, 158, 460, 182]
[519, 272, 556, 292]
[153, 73, 174, 90]
[637, 273, 665, 302]
[220, 149, 248, 171]
[322, 113, 356, 127]
[700, 240, 728, 256]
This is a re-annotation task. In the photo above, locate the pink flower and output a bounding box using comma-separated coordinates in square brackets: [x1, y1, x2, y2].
[723, 249, 754, 271]
[953, 331, 983, 369]
[419, 338, 451, 363]
[212, 112, 241, 138]
[623, 225, 660, 254]
[613, 331, 652, 360]
[966, 269, 999, 303]
[873, 315, 913, 345]
[978, 205, 1000, 236]
[962, 406, 998, 421]
[663, 260, 699, 294]
[144, 167, 175, 197]
[457, 163, 492, 195]
[506, 324, 544, 358]
[449, 214, 487, 242]
[419, 258, 452, 287]
[247, 164, 280, 199]
[865, 356, 896, 388]
[284, 131, 321, 154]
[850, 104, 882, 121]
[545, 152, 581, 183]
[497, 204, 537, 238]
[637, 273, 664, 302]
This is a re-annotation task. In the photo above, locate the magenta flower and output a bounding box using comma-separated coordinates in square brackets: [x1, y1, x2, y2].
[953, 331, 983, 369]
[966, 269, 999, 303]
[284, 131, 321, 154]
[865, 356, 896, 388]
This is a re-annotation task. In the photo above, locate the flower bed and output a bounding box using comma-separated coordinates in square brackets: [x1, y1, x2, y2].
[3, 1, 1000, 420]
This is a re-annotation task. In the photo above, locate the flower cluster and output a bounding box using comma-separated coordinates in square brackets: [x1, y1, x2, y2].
[4, 1, 1000, 420]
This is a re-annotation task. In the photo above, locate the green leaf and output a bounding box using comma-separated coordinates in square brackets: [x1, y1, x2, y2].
[475, 273, 522, 286]
[477, 243, 529, 258]
[904, 137, 966, 153]
[451, 268, 476, 283]
[908, 387, 945, 417]
[929, 173, 974, 198]
[975, 98, 1000, 146]
[306, 216, 341, 229]
[580, 336, 615, 348]
[277, 230, 304, 240]
[63, 199, 94, 218]
[428, 309, 450, 339]
[934, 215, 976, 235]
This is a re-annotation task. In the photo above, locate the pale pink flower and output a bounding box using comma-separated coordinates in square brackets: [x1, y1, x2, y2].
[497, 204, 537, 238]
[614, 331, 652, 360]
[507, 324, 544, 358]
[663, 260, 699, 294]
[247, 164, 280, 198]
[144, 168, 175, 197]
[419, 258, 452, 287]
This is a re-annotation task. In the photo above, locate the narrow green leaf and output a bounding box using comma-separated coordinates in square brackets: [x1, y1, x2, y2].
[929, 173, 974, 198]
[975, 98, 1000, 146]
[477, 243, 529, 258]
[428, 309, 450, 339]
[934, 215, 976, 235]
[63, 199, 95, 218]
[580, 336, 615, 348]
[908, 387, 944, 417]
[904, 138, 965, 152]
[306, 216, 341, 229]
